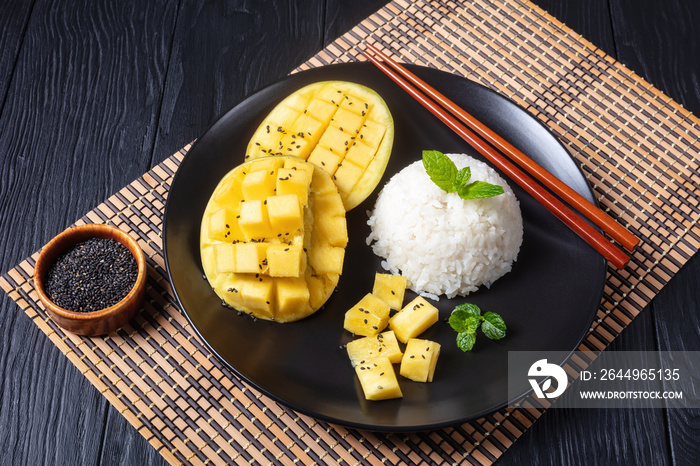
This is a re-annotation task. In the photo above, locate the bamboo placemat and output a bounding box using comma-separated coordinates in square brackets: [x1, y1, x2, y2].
[3, 0, 700, 464]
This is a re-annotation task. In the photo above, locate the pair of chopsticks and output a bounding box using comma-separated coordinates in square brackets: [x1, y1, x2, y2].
[362, 43, 638, 269]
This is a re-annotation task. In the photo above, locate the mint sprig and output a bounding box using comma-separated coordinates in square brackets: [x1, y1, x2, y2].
[449, 303, 507, 351]
[422, 150, 504, 200]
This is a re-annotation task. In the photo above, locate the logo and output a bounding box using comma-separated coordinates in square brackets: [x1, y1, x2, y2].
[528, 359, 568, 399]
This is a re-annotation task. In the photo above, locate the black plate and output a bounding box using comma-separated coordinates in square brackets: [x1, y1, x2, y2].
[164, 63, 605, 431]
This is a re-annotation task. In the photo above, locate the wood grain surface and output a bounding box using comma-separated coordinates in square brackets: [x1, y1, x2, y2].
[1, 1, 698, 465]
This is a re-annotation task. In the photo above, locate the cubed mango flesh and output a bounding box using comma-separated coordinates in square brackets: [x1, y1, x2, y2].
[212, 243, 236, 274]
[266, 193, 303, 236]
[275, 277, 312, 321]
[372, 273, 407, 310]
[343, 293, 390, 337]
[201, 156, 347, 322]
[346, 330, 403, 366]
[276, 167, 311, 206]
[355, 356, 402, 401]
[241, 169, 276, 201]
[233, 242, 267, 274]
[238, 199, 272, 240]
[399, 339, 441, 383]
[245, 81, 394, 210]
[266, 243, 303, 278]
[389, 296, 440, 343]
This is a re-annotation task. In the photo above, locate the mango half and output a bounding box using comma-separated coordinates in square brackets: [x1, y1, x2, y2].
[200, 156, 347, 322]
[245, 81, 394, 210]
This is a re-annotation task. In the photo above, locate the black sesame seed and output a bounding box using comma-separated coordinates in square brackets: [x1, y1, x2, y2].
[44, 238, 137, 313]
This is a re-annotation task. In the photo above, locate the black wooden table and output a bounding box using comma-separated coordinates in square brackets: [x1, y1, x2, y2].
[1, 1, 698, 464]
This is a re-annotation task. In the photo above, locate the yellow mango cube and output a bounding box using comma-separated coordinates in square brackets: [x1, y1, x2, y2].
[344, 140, 374, 169]
[246, 131, 282, 159]
[305, 274, 328, 310]
[247, 156, 286, 173]
[338, 92, 368, 114]
[317, 126, 351, 156]
[316, 84, 346, 103]
[346, 330, 403, 367]
[309, 163, 340, 196]
[389, 296, 439, 343]
[276, 167, 311, 206]
[212, 243, 236, 274]
[241, 169, 277, 201]
[208, 207, 239, 242]
[314, 215, 348, 248]
[333, 161, 363, 197]
[400, 339, 441, 383]
[312, 192, 345, 216]
[372, 273, 407, 310]
[283, 157, 315, 179]
[355, 356, 402, 401]
[305, 98, 337, 125]
[238, 199, 272, 240]
[290, 113, 324, 150]
[358, 119, 386, 149]
[308, 245, 344, 274]
[212, 170, 245, 206]
[331, 107, 364, 133]
[238, 276, 274, 320]
[307, 146, 342, 176]
[266, 193, 303, 236]
[279, 132, 309, 158]
[343, 293, 390, 337]
[282, 94, 311, 112]
[266, 244, 303, 278]
[233, 242, 267, 274]
[274, 277, 312, 322]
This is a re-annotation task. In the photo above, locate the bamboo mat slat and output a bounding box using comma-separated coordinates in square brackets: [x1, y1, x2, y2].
[4, 0, 700, 464]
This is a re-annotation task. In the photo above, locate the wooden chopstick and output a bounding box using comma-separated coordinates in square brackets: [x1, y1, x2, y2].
[363, 44, 631, 269]
[365, 43, 638, 253]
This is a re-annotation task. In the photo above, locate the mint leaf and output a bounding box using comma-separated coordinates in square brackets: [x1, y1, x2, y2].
[456, 332, 476, 352]
[482, 312, 507, 340]
[455, 166, 471, 189]
[453, 302, 481, 319]
[422, 150, 458, 192]
[449, 304, 508, 351]
[458, 181, 505, 200]
[422, 150, 503, 200]
[465, 316, 482, 334]
[448, 308, 471, 332]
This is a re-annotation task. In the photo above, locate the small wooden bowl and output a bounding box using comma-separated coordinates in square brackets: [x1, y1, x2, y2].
[34, 224, 147, 336]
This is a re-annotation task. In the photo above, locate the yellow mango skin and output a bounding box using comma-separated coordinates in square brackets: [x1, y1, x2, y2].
[245, 81, 394, 210]
[200, 156, 346, 322]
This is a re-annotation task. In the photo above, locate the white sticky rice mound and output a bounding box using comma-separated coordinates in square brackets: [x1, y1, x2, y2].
[366, 153, 523, 299]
